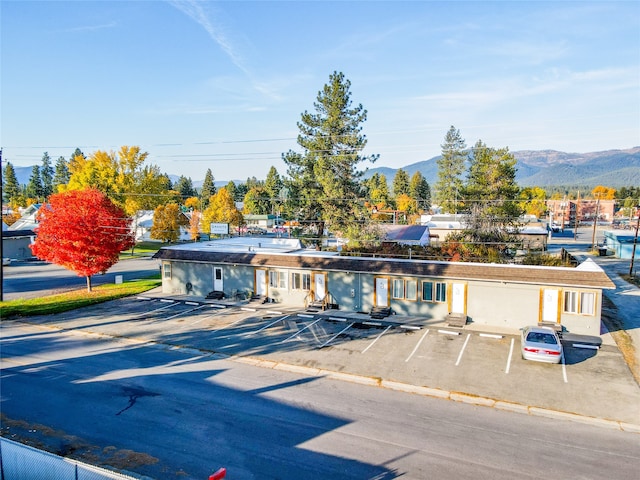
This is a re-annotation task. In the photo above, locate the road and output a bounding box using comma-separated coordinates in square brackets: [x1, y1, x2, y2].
[1, 320, 638, 480]
[1, 256, 160, 300]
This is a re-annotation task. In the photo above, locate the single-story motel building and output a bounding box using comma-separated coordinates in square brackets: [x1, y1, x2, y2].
[153, 237, 615, 336]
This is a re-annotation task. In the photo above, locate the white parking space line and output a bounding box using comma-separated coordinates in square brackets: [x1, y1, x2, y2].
[319, 322, 354, 348]
[405, 329, 430, 363]
[505, 338, 515, 374]
[246, 315, 290, 335]
[455, 334, 471, 366]
[361, 325, 392, 354]
[164, 305, 207, 321]
[210, 315, 253, 334]
[130, 301, 179, 320]
[281, 318, 322, 343]
[561, 352, 568, 383]
[189, 308, 227, 326]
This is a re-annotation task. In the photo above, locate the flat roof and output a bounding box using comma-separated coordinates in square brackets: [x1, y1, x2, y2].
[154, 239, 615, 290]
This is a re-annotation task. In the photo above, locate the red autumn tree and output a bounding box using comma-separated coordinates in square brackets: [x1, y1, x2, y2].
[30, 188, 135, 291]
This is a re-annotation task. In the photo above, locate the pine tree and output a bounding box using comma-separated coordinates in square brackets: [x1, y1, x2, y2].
[200, 168, 216, 208]
[409, 171, 431, 212]
[436, 126, 466, 214]
[174, 176, 196, 199]
[392, 169, 410, 198]
[283, 71, 378, 235]
[53, 156, 70, 192]
[26, 165, 43, 200]
[41, 152, 54, 198]
[2, 162, 21, 203]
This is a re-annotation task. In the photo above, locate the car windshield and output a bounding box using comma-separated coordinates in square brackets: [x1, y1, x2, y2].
[526, 332, 558, 345]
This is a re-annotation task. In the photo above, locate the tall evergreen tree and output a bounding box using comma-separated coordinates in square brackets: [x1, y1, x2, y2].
[174, 175, 196, 199]
[409, 171, 431, 212]
[282, 71, 378, 234]
[225, 181, 238, 203]
[392, 169, 410, 198]
[265, 166, 283, 214]
[26, 165, 43, 200]
[2, 162, 21, 203]
[464, 140, 521, 221]
[200, 168, 216, 208]
[53, 156, 70, 192]
[436, 126, 466, 214]
[40, 152, 54, 198]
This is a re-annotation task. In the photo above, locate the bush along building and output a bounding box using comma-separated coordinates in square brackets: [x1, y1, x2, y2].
[153, 237, 614, 336]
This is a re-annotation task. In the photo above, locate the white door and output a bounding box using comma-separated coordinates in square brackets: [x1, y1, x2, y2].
[213, 267, 223, 291]
[451, 282, 466, 314]
[313, 273, 326, 301]
[255, 269, 267, 297]
[375, 278, 389, 307]
[541, 288, 560, 323]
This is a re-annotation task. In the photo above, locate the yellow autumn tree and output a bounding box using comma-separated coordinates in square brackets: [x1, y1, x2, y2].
[395, 193, 417, 215]
[591, 185, 616, 200]
[150, 203, 186, 243]
[202, 188, 244, 234]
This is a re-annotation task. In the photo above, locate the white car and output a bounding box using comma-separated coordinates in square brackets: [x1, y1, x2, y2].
[521, 326, 563, 364]
[2, 257, 11, 266]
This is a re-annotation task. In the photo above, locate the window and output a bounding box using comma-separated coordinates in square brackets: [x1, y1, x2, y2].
[278, 271, 287, 289]
[406, 280, 418, 301]
[422, 281, 447, 303]
[581, 292, 595, 315]
[392, 279, 405, 299]
[564, 290, 595, 315]
[564, 291, 578, 313]
[163, 263, 171, 279]
[269, 270, 287, 289]
[291, 272, 311, 290]
[269, 271, 279, 288]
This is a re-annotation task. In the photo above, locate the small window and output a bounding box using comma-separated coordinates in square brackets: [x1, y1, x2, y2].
[392, 279, 405, 299]
[269, 271, 279, 288]
[564, 291, 578, 314]
[291, 272, 311, 290]
[422, 281, 447, 303]
[581, 292, 595, 315]
[278, 271, 287, 289]
[406, 280, 418, 301]
[422, 281, 433, 302]
[163, 263, 171, 279]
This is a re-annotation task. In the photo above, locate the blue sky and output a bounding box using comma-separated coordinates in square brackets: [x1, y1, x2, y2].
[2, 0, 639, 182]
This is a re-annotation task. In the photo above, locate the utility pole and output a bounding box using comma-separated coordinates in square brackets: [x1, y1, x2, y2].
[574, 191, 580, 241]
[630, 205, 640, 277]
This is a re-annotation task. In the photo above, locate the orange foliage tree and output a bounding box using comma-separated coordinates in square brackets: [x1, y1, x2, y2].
[30, 188, 135, 291]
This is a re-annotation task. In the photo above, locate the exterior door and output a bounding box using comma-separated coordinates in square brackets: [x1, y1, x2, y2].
[313, 273, 326, 301]
[213, 267, 223, 291]
[375, 277, 389, 307]
[450, 282, 466, 314]
[541, 288, 560, 323]
[255, 269, 267, 297]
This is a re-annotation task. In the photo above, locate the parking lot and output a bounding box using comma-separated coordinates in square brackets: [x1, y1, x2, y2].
[17, 293, 640, 426]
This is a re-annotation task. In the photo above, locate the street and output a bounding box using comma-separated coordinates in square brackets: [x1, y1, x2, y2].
[1, 256, 160, 301]
[2, 320, 638, 480]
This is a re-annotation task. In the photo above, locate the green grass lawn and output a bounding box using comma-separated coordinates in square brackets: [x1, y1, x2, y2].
[0, 276, 161, 318]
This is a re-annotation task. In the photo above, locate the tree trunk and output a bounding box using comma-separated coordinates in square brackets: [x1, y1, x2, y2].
[86, 275, 92, 292]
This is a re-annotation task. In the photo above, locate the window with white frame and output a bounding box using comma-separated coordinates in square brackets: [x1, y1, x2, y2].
[269, 271, 279, 288]
[392, 279, 405, 299]
[406, 280, 418, 301]
[291, 272, 311, 290]
[163, 262, 171, 279]
[422, 281, 447, 303]
[563, 290, 595, 315]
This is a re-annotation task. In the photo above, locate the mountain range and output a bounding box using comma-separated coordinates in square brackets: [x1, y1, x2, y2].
[363, 146, 640, 189]
[8, 147, 640, 190]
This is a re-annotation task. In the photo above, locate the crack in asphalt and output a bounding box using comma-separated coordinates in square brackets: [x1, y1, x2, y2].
[116, 386, 160, 416]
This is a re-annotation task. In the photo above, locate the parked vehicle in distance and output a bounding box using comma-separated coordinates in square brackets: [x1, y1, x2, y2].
[521, 326, 563, 363]
[2, 257, 11, 266]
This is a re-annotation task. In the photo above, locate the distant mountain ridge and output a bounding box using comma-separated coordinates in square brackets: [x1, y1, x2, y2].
[9, 147, 640, 189]
[363, 147, 640, 188]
